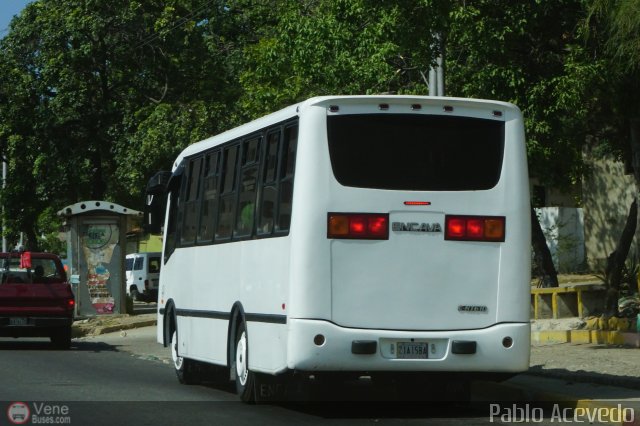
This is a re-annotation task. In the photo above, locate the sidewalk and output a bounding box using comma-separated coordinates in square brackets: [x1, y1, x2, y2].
[72, 313, 640, 423]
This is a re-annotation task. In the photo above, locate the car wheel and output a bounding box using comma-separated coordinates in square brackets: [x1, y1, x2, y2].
[171, 329, 200, 385]
[51, 327, 71, 349]
[234, 321, 256, 403]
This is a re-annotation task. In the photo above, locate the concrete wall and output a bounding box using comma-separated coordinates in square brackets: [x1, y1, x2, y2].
[536, 207, 586, 273]
[582, 155, 638, 272]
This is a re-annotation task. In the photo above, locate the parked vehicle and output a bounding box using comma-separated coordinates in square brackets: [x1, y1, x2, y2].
[0, 252, 75, 349]
[125, 252, 161, 301]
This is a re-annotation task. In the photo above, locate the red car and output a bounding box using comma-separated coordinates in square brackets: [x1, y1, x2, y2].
[0, 252, 75, 348]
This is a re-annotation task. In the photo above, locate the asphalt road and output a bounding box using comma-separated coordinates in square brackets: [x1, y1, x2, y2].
[0, 329, 566, 426]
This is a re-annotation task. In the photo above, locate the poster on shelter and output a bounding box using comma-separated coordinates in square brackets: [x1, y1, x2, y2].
[81, 224, 119, 314]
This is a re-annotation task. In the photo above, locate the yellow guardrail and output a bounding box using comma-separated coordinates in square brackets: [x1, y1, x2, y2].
[531, 284, 606, 320]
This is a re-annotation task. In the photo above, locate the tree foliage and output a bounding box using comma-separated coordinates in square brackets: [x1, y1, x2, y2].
[0, 0, 244, 249]
[238, 0, 450, 116]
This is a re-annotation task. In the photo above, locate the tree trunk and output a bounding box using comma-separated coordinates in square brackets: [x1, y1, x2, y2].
[24, 227, 40, 252]
[531, 208, 559, 287]
[604, 199, 637, 316]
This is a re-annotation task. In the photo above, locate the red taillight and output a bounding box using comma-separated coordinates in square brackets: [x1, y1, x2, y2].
[445, 215, 505, 242]
[328, 213, 389, 240]
[67, 298, 75, 310]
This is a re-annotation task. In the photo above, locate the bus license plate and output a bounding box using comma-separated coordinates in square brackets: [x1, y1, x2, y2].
[397, 342, 428, 359]
[10, 317, 27, 326]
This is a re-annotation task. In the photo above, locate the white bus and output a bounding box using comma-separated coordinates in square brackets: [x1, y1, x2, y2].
[151, 95, 531, 402]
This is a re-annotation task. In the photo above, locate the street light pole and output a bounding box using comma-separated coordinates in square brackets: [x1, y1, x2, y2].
[2, 159, 6, 252]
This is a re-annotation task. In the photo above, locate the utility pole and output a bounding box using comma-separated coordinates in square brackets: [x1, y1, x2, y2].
[428, 33, 445, 97]
[2, 159, 6, 252]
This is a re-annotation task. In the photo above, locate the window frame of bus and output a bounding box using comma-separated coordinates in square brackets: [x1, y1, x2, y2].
[233, 134, 262, 240]
[180, 157, 203, 246]
[214, 143, 240, 243]
[256, 129, 281, 237]
[196, 151, 221, 244]
[167, 118, 298, 256]
[163, 162, 186, 263]
[275, 124, 297, 233]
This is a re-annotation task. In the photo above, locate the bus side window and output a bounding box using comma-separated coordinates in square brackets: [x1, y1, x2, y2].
[181, 157, 203, 246]
[276, 125, 297, 232]
[257, 131, 280, 236]
[216, 144, 239, 241]
[235, 136, 261, 238]
[198, 151, 220, 243]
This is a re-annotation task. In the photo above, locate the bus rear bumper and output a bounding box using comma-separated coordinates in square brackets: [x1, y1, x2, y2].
[287, 319, 530, 373]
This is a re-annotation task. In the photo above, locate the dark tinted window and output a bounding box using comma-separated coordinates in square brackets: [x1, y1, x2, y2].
[258, 131, 280, 236]
[134, 257, 144, 271]
[216, 145, 240, 240]
[181, 157, 203, 245]
[0, 257, 64, 284]
[198, 151, 220, 243]
[148, 257, 161, 273]
[276, 126, 297, 232]
[327, 114, 504, 190]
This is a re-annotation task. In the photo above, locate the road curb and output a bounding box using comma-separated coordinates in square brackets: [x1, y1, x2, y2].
[96, 319, 158, 335]
[533, 330, 640, 347]
[72, 318, 157, 338]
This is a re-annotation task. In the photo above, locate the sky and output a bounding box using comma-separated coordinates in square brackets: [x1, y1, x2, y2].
[0, 0, 32, 38]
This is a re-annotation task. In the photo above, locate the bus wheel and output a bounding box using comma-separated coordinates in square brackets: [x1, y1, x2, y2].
[171, 329, 200, 385]
[234, 321, 256, 403]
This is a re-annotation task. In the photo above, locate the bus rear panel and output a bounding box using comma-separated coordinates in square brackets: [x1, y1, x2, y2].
[287, 97, 530, 374]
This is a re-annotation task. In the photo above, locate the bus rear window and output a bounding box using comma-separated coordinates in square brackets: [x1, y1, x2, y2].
[327, 114, 504, 191]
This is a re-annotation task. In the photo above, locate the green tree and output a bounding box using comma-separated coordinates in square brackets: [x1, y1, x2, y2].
[0, 0, 243, 248]
[238, 0, 449, 117]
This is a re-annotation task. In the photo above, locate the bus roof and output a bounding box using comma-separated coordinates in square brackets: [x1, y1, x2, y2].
[172, 95, 520, 171]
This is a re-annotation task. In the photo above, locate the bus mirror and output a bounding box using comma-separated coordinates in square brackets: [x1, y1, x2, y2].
[147, 171, 171, 195]
[144, 171, 171, 234]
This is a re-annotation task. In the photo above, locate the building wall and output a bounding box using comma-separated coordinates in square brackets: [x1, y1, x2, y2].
[535, 207, 586, 273]
[582, 155, 638, 272]
[126, 233, 163, 254]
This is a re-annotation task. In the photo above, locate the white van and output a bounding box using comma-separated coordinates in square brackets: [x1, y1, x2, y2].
[125, 252, 161, 301]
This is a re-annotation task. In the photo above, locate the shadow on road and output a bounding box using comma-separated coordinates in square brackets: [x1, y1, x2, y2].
[527, 365, 640, 392]
[0, 338, 121, 353]
[198, 376, 485, 419]
[281, 401, 483, 419]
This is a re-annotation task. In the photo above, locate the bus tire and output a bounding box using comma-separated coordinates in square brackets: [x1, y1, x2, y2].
[171, 329, 200, 385]
[234, 321, 256, 403]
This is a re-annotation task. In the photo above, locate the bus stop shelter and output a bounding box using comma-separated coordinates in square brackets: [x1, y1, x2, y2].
[58, 201, 142, 316]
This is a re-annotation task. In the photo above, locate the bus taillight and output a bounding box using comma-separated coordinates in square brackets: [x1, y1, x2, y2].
[445, 215, 505, 242]
[327, 213, 389, 240]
